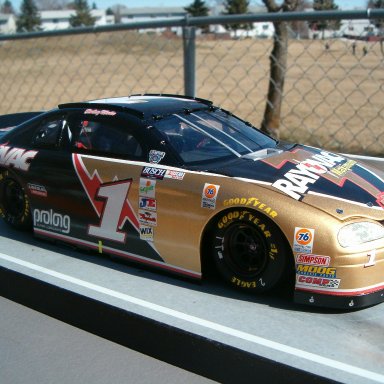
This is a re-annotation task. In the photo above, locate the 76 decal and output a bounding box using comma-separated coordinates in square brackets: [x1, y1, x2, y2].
[293, 227, 315, 254]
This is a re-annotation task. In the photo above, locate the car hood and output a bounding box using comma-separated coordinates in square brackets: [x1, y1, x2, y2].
[210, 144, 384, 221]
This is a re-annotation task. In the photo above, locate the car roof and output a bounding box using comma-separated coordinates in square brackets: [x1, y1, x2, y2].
[58, 94, 213, 120]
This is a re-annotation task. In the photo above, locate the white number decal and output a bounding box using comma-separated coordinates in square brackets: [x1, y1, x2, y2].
[88, 180, 133, 243]
[364, 250, 376, 268]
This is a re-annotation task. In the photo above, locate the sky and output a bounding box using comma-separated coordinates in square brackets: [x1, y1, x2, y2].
[9, 0, 368, 14]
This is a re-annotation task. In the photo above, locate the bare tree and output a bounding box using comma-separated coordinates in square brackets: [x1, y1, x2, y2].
[261, 0, 299, 139]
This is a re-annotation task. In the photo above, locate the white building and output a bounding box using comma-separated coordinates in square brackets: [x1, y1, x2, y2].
[0, 13, 16, 34]
[210, 5, 274, 39]
[118, 7, 187, 34]
[308, 19, 379, 40]
[40, 9, 114, 31]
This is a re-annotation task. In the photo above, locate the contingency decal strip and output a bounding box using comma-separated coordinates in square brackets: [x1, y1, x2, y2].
[1, 252, 383, 384]
[33, 228, 201, 279]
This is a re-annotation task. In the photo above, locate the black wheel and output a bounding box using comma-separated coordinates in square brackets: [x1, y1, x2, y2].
[212, 209, 288, 293]
[0, 173, 31, 229]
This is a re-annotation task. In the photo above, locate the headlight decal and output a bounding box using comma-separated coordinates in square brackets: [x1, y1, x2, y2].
[338, 222, 384, 247]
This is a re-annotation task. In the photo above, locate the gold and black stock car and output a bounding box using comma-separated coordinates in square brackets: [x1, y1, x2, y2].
[0, 95, 383, 309]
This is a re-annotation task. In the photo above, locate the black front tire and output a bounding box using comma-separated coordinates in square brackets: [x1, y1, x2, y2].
[0, 172, 31, 230]
[212, 209, 288, 293]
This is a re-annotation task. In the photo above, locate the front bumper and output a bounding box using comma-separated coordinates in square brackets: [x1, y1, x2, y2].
[294, 285, 384, 309]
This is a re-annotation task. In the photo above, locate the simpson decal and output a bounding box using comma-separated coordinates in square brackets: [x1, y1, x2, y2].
[201, 183, 220, 209]
[296, 254, 330, 266]
[0, 145, 38, 171]
[293, 227, 314, 253]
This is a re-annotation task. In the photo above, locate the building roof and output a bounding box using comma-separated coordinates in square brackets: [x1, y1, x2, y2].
[40, 9, 105, 20]
[119, 7, 187, 17]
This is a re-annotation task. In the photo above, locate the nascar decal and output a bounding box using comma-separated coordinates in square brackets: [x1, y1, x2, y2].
[0, 145, 38, 171]
[263, 148, 383, 203]
[72, 154, 140, 243]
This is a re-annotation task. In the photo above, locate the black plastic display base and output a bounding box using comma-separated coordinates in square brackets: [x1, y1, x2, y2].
[0, 265, 340, 384]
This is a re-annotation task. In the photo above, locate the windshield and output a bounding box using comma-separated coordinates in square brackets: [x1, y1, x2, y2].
[154, 109, 277, 165]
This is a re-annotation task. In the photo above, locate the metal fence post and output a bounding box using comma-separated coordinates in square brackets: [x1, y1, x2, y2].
[183, 26, 196, 97]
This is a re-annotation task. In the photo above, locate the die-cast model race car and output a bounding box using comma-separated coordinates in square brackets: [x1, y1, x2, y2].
[0, 94, 383, 309]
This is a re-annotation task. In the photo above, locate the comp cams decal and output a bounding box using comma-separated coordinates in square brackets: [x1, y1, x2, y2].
[0, 145, 38, 171]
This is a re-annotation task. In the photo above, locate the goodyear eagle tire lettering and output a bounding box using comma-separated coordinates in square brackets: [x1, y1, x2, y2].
[212, 209, 287, 293]
[0, 171, 31, 229]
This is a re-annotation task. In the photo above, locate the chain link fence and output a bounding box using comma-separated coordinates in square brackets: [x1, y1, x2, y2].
[0, 10, 383, 155]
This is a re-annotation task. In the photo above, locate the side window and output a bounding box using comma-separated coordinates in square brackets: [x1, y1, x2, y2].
[73, 119, 143, 159]
[32, 118, 65, 148]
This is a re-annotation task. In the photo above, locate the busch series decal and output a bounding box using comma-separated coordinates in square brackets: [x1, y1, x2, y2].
[0, 145, 38, 171]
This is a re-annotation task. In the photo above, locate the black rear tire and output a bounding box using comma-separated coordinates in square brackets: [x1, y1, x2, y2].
[0, 172, 31, 230]
[212, 209, 288, 293]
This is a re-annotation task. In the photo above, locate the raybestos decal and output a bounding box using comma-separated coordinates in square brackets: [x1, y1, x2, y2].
[262, 148, 384, 205]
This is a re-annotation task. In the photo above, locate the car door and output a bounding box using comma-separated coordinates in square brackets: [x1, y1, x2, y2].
[64, 111, 166, 264]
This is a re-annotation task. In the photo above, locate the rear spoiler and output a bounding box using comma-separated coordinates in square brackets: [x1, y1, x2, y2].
[0, 111, 44, 129]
